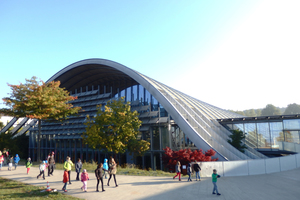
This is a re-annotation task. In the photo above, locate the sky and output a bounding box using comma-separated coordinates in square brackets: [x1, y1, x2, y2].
[0, 0, 299, 111]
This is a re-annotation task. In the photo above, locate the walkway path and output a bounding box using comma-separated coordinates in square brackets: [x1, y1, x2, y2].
[0, 165, 299, 200]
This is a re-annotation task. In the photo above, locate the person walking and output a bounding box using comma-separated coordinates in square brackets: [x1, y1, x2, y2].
[47, 152, 55, 176]
[8, 156, 13, 171]
[14, 154, 20, 170]
[75, 158, 82, 181]
[0, 151, 4, 170]
[212, 169, 221, 195]
[173, 161, 181, 181]
[25, 157, 32, 174]
[63, 156, 74, 184]
[193, 160, 201, 181]
[103, 158, 109, 179]
[81, 169, 89, 192]
[107, 158, 118, 187]
[37, 161, 46, 179]
[187, 163, 193, 182]
[62, 169, 69, 192]
[95, 163, 107, 192]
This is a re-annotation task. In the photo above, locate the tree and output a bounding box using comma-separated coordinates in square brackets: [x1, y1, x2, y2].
[82, 97, 150, 156]
[283, 103, 300, 115]
[162, 147, 218, 171]
[228, 129, 246, 153]
[261, 104, 281, 116]
[0, 76, 81, 161]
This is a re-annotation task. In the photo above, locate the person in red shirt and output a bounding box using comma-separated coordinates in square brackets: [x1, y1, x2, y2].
[62, 169, 69, 192]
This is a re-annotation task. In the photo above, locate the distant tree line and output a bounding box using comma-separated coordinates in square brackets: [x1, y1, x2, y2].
[229, 103, 300, 117]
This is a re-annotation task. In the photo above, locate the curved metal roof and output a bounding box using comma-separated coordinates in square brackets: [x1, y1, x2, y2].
[47, 58, 264, 161]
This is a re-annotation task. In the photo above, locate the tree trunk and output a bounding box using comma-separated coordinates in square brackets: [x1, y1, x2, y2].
[37, 119, 41, 162]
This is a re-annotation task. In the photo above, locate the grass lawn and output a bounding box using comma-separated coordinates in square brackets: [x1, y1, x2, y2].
[0, 177, 82, 200]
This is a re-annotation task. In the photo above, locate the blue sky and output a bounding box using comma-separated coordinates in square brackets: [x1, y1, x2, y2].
[0, 0, 299, 111]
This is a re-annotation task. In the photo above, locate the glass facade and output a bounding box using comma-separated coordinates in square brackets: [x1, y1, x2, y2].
[29, 83, 198, 170]
[221, 119, 300, 151]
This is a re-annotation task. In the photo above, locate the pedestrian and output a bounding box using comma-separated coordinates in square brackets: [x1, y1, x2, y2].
[75, 158, 82, 181]
[63, 156, 73, 184]
[212, 169, 221, 195]
[193, 160, 201, 181]
[47, 152, 55, 176]
[103, 158, 108, 179]
[62, 169, 69, 192]
[187, 163, 193, 182]
[8, 156, 13, 171]
[0, 151, 3, 170]
[107, 158, 118, 187]
[37, 161, 46, 180]
[173, 161, 181, 181]
[25, 157, 32, 174]
[81, 169, 89, 192]
[14, 154, 20, 170]
[95, 163, 108, 192]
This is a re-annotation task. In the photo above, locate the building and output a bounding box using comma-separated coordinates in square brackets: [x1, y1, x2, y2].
[6, 58, 298, 170]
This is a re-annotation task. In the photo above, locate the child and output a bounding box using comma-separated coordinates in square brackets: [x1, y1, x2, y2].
[62, 169, 69, 192]
[0, 151, 3, 170]
[173, 161, 181, 181]
[103, 158, 108, 179]
[95, 163, 107, 192]
[37, 161, 46, 180]
[187, 163, 193, 182]
[75, 158, 82, 181]
[212, 169, 221, 195]
[14, 154, 20, 170]
[25, 157, 32, 174]
[8, 156, 13, 171]
[81, 169, 89, 192]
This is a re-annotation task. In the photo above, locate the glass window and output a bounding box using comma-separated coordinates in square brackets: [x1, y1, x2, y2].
[152, 127, 160, 150]
[257, 123, 271, 148]
[138, 85, 144, 103]
[143, 131, 151, 145]
[145, 90, 151, 105]
[283, 119, 300, 130]
[161, 127, 169, 149]
[284, 131, 300, 143]
[270, 122, 283, 149]
[132, 85, 137, 102]
[244, 123, 257, 148]
[126, 87, 131, 102]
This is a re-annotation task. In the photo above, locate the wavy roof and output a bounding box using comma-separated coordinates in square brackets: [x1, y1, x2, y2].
[48, 58, 265, 161]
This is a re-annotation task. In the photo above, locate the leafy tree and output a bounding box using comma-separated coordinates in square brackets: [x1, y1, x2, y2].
[83, 97, 150, 156]
[261, 104, 281, 116]
[283, 103, 300, 115]
[0, 76, 81, 161]
[228, 129, 246, 153]
[162, 147, 218, 171]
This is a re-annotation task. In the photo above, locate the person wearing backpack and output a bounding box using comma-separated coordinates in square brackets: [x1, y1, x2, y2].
[37, 161, 46, 180]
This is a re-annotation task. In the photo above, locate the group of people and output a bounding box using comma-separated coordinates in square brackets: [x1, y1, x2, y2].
[173, 160, 221, 196]
[61, 156, 118, 192]
[0, 149, 20, 171]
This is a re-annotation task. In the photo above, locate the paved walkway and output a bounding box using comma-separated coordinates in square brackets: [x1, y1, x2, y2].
[0, 165, 299, 200]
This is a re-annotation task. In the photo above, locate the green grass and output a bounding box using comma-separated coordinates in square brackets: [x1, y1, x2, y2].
[0, 177, 82, 200]
[40, 161, 179, 177]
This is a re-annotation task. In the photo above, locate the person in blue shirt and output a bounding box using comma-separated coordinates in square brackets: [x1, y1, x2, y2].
[103, 158, 109, 179]
[14, 154, 20, 170]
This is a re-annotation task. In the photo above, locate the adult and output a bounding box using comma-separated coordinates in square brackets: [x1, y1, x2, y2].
[75, 158, 82, 181]
[193, 160, 201, 181]
[47, 152, 55, 176]
[107, 158, 118, 187]
[95, 163, 107, 192]
[173, 161, 181, 181]
[63, 156, 74, 184]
